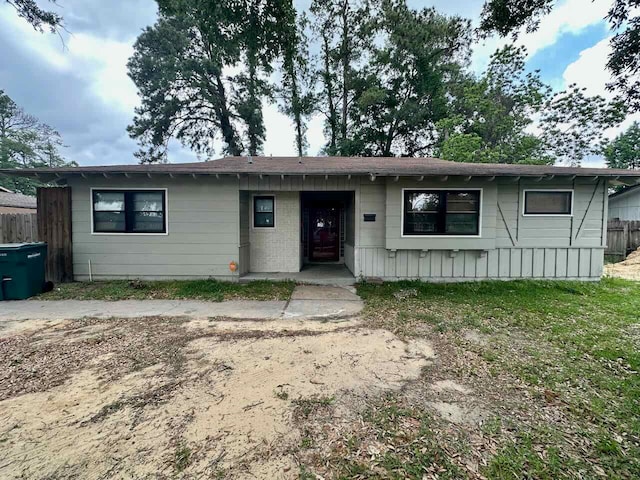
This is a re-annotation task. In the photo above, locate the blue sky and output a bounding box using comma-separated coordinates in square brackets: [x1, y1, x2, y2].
[0, 0, 636, 167]
[527, 22, 610, 88]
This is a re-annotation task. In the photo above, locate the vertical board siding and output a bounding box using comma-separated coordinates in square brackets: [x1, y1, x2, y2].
[0, 213, 38, 243]
[606, 220, 640, 257]
[355, 247, 605, 281]
[37, 187, 73, 283]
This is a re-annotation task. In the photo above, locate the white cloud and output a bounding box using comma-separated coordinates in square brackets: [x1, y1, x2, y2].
[471, 0, 612, 72]
[0, 4, 139, 114]
[66, 33, 139, 113]
[0, 3, 70, 70]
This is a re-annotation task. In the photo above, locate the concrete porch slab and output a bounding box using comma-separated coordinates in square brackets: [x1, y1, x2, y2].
[240, 264, 356, 286]
[285, 285, 363, 319]
[291, 285, 360, 301]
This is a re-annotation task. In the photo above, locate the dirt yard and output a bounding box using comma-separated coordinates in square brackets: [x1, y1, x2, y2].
[604, 247, 640, 280]
[3, 278, 639, 479]
[0, 315, 434, 479]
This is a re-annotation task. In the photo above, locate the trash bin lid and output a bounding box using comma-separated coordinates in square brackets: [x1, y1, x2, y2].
[0, 242, 46, 249]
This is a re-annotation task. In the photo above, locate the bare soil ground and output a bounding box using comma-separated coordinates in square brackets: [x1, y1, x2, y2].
[0, 315, 434, 479]
[3, 278, 638, 479]
[604, 247, 640, 280]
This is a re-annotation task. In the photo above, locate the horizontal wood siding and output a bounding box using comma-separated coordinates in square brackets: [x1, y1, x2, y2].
[69, 176, 240, 280]
[359, 176, 608, 281]
[385, 177, 498, 251]
[359, 181, 386, 248]
[238, 191, 250, 275]
[609, 190, 640, 221]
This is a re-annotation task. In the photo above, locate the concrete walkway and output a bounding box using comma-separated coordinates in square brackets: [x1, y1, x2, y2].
[0, 285, 363, 323]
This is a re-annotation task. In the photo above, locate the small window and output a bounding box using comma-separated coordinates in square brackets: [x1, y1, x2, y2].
[524, 190, 572, 215]
[92, 190, 166, 233]
[254, 195, 275, 228]
[403, 190, 480, 236]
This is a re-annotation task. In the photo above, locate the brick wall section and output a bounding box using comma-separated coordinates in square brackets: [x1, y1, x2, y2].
[249, 191, 301, 272]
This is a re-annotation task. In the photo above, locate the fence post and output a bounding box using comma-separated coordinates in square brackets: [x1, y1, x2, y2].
[623, 223, 629, 255]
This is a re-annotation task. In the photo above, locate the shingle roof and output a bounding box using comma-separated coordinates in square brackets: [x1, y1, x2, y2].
[0, 191, 37, 209]
[0, 156, 639, 178]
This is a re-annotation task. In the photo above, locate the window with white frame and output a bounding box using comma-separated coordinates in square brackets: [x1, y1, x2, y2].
[523, 190, 573, 216]
[403, 189, 480, 236]
[92, 190, 166, 233]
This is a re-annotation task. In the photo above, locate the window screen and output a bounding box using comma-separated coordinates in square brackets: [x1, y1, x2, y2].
[254, 196, 275, 228]
[92, 190, 166, 233]
[403, 190, 480, 236]
[524, 191, 572, 215]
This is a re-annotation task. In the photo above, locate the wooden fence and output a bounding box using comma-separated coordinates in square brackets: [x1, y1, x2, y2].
[606, 220, 640, 258]
[0, 213, 38, 243]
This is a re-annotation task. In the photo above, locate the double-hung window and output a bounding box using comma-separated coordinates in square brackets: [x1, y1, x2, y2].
[523, 190, 573, 216]
[403, 189, 481, 236]
[92, 190, 166, 234]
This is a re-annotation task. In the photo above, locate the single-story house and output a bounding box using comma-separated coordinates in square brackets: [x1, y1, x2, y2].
[0, 187, 37, 214]
[609, 184, 640, 221]
[2, 156, 639, 282]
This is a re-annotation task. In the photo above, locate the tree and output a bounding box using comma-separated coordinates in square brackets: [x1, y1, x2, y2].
[604, 122, 640, 170]
[479, 0, 640, 112]
[349, 0, 472, 156]
[439, 46, 549, 164]
[437, 46, 625, 165]
[277, 9, 316, 156]
[310, 0, 375, 155]
[539, 85, 626, 165]
[5, 0, 63, 32]
[128, 0, 298, 162]
[0, 90, 75, 194]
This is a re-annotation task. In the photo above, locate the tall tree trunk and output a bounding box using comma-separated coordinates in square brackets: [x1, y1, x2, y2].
[339, 0, 350, 149]
[290, 70, 305, 156]
[247, 58, 260, 156]
[214, 74, 242, 156]
[321, 30, 338, 154]
[245, 1, 261, 156]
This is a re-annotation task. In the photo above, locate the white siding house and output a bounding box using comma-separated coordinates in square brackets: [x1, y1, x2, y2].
[3, 156, 639, 282]
[609, 185, 640, 221]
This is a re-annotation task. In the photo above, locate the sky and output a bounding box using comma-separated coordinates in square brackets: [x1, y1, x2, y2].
[0, 0, 637, 168]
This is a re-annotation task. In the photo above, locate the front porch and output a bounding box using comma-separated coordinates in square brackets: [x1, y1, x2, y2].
[239, 189, 356, 280]
[239, 263, 356, 286]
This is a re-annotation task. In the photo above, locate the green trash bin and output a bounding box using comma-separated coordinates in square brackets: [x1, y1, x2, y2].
[0, 242, 48, 300]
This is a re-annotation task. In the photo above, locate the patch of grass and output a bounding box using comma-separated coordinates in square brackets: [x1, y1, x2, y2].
[334, 401, 464, 479]
[604, 254, 623, 264]
[354, 277, 640, 478]
[300, 436, 314, 450]
[487, 433, 573, 480]
[274, 389, 289, 401]
[292, 396, 334, 420]
[37, 279, 295, 302]
[298, 465, 316, 480]
[174, 443, 192, 473]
